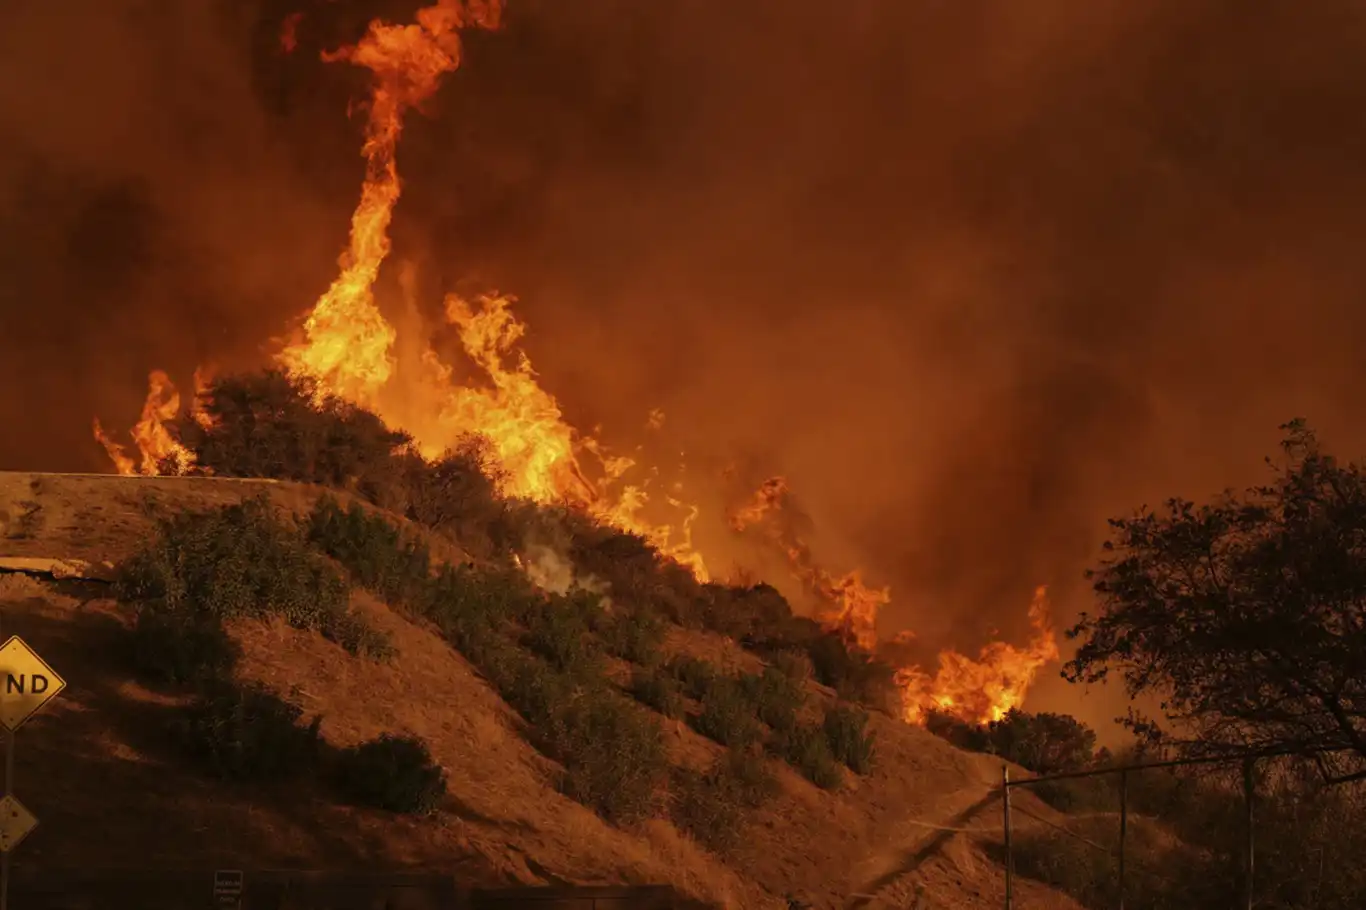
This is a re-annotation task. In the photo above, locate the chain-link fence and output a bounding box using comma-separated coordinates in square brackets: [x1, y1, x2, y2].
[998, 748, 1366, 910]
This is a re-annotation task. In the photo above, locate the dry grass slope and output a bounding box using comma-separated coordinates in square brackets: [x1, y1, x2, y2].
[0, 471, 1090, 910]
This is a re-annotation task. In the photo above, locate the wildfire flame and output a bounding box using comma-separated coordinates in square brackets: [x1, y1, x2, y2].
[728, 477, 888, 651]
[729, 476, 1060, 725]
[894, 586, 1060, 725]
[91, 0, 1058, 725]
[94, 368, 212, 476]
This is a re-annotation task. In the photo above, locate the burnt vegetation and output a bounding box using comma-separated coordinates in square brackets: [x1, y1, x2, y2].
[107, 370, 894, 842]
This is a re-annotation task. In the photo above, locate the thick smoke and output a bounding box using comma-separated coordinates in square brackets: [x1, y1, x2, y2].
[6, 0, 1366, 731]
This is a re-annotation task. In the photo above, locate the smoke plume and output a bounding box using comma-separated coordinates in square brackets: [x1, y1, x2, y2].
[7, 0, 1366, 731]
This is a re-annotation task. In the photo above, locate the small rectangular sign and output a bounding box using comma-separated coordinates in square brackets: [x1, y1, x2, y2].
[214, 869, 244, 909]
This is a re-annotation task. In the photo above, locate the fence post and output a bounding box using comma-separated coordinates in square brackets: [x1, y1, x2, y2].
[1003, 765, 1013, 910]
[1243, 758, 1256, 910]
[1117, 769, 1128, 910]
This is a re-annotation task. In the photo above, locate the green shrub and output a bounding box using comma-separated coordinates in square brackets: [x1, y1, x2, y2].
[692, 678, 761, 748]
[420, 563, 539, 645]
[115, 496, 348, 627]
[770, 650, 813, 686]
[774, 723, 843, 790]
[738, 667, 806, 733]
[130, 609, 240, 686]
[721, 747, 778, 808]
[665, 655, 717, 700]
[553, 688, 668, 824]
[601, 607, 667, 666]
[176, 683, 321, 782]
[669, 750, 777, 854]
[494, 652, 576, 730]
[630, 668, 685, 719]
[523, 602, 602, 679]
[307, 496, 431, 606]
[822, 704, 876, 774]
[334, 734, 447, 815]
[324, 609, 396, 662]
[114, 497, 387, 661]
[671, 765, 744, 852]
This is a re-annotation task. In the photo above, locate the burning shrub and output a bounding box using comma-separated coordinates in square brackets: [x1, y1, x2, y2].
[115, 496, 390, 662]
[629, 667, 685, 719]
[183, 371, 414, 509]
[805, 633, 898, 707]
[692, 678, 762, 749]
[773, 722, 843, 790]
[738, 667, 806, 733]
[333, 733, 447, 816]
[175, 682, 322, 782]
[822, 704, 876, 775]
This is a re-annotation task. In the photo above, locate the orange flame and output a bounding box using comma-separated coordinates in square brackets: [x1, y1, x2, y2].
[93, 368, 212, 476]
[90, 1, 1051, 723]
[729, 477, 889, 650]
[894, 586, 1061, 725]
[266, 0, 707, 577]
[729, 476, 1060, 724]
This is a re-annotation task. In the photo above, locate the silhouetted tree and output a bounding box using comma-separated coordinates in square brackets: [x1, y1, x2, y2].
[986, 709, 1099, 776]
[1065, 420, 1366, 783]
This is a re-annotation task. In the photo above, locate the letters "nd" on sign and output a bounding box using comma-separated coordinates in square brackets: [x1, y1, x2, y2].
[0, 636, 65, 732]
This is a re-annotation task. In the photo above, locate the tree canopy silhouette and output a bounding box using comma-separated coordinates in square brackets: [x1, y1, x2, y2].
[1065, 420, 1366, 783]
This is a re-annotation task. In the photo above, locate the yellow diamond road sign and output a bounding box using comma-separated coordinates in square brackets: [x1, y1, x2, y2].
[0, 795, 37, 853]
[0, 636, 65, 732]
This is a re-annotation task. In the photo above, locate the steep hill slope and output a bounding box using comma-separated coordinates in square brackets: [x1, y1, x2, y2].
[0, 471, 1091, 909]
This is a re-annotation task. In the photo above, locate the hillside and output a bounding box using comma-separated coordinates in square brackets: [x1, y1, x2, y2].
[0, 471, 1093, 909]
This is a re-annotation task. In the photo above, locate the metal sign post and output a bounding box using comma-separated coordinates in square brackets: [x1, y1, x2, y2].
[0, 634, 67, 910]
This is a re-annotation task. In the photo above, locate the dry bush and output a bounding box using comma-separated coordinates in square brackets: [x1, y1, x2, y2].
[670, 749, 777, 853]
[738, 666, 806, 734]
[691, 678, 762, 749]
[772, 722, 843, 790]
[333, 733, 448, 816]
[630, 667, 685, 719]
[822, 704, 876, 775]
[115, 496, 391, 683]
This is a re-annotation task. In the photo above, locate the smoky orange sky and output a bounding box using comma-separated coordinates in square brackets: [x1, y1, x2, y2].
[5, 0, 1366, 732]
